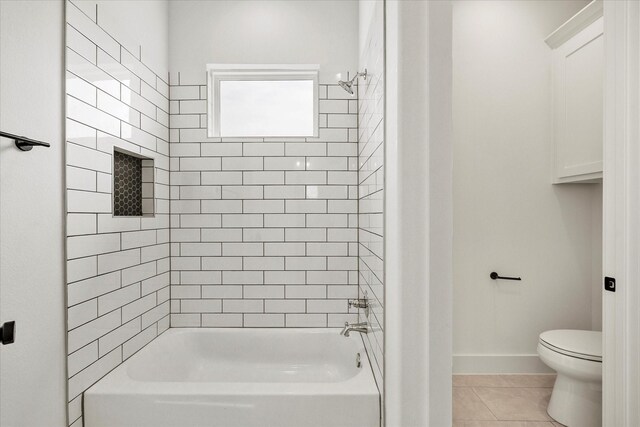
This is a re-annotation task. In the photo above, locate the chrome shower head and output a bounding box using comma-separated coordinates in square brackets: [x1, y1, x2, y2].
[337, 69, 367, 95]
[338, 79, 355, 95]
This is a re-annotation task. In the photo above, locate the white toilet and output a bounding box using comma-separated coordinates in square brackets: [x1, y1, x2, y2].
[537, 329, 602, 427]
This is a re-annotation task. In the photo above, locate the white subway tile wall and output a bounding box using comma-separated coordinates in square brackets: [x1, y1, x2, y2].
[359, 1, 385, 416]
[65, 1, 169, 425]
[169, 71, 359, 328]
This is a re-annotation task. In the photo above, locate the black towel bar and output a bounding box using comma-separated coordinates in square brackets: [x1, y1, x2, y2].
[0, 130, 51, 151]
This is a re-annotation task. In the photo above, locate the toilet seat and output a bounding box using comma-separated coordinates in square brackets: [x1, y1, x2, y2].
[539, 329, 602, 362]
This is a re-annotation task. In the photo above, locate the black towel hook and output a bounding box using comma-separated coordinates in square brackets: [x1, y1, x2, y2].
[0, 130, 51, 151]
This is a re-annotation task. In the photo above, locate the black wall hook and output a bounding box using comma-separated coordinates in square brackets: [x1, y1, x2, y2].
[490, 272, 522, 281]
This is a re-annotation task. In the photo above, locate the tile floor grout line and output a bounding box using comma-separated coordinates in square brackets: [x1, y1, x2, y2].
[470, 386, 502, 421]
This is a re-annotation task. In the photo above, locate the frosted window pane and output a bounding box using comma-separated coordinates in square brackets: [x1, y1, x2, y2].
[219, 80, 314, 137]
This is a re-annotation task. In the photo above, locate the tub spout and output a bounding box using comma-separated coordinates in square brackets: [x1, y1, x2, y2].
[340, 321, 368, 337]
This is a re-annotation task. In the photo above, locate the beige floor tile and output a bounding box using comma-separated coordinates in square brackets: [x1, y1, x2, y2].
[453, 387, 498, 421]
[473, 387, 553, 421]
[502, 375, 556, 388]
[551, 422, 566, 427]
[454, 375, 512, 388]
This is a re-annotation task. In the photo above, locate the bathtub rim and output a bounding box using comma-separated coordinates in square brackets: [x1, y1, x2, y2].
[84, 327, 380, 398]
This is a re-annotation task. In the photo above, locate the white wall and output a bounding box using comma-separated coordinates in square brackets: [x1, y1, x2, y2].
[169, 0, 358, 78]
[359, 1, 377, 58]
[452, 0, 602, 373]
[0, 1, 67, 425]
[591, 183, 603, 331]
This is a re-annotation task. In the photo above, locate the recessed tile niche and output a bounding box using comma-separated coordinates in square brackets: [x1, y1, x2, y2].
[113, 150, 154, 217]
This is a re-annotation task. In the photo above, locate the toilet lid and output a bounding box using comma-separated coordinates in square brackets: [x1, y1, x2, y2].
[539, 329, 602, 362]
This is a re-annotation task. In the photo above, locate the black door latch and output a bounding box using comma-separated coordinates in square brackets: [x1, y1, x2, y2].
[0, 321, 15, 345]
[604, 276, 616, 293]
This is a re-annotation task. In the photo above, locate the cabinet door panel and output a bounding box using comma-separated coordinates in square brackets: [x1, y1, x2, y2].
[553, 17, 604, 182]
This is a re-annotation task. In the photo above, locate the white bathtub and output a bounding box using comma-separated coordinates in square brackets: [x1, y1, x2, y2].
[84, 328, 380, 427]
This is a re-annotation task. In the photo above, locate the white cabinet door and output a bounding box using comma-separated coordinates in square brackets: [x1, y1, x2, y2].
[551, 16, 604, 183]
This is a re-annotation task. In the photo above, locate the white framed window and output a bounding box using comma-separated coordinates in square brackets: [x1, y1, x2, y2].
[207, 64, 319, 138]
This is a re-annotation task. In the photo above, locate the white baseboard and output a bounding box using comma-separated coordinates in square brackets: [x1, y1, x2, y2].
[453, 354, 554, 374]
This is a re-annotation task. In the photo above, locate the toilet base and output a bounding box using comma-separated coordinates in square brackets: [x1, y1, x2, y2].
[547, 373, 602, 427]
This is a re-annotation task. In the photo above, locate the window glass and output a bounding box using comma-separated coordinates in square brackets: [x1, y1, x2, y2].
[207, 66, 319, 138]
[219, 79, 315, 137]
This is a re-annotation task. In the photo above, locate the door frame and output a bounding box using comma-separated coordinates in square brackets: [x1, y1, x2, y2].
[384, 1, 453, 426]
[384, 1, 640, 426]
[602, 1, 640, 426]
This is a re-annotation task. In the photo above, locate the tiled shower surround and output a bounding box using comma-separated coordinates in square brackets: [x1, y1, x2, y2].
[64, 1, 375, 425]
[358, 0, 385, 404]
[168, 72, 360, 328]
[65, 2, 169, 425]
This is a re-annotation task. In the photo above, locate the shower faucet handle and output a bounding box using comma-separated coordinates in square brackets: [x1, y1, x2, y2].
[348, 298, 369, 309]
[348, 298, 370, 317]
